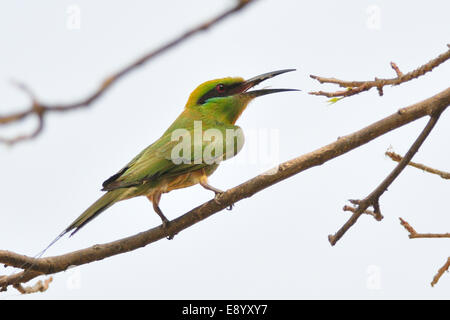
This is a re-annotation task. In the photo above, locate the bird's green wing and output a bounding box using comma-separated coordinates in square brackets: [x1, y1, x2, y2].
[102, 119, 244, 191]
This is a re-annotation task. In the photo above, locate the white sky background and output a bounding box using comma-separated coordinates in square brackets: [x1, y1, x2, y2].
[0, 0, 449, 299]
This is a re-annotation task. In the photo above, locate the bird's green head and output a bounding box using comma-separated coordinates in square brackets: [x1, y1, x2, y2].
[185, 69, 298, 124]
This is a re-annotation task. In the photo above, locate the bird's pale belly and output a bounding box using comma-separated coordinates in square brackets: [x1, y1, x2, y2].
[138, 164, 219, 202]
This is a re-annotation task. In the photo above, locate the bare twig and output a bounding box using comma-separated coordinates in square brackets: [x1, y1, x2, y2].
[1, 86, 449, 292]
[386, 151, 450, 179]
[12, 277, 53, 294]
[309, 45, 450, 98]
[399, 218, 450, 287]
[431, 258, 450, 287]
[329, 108, 445, 246]
[0, 0, 257, 145]
[342, 204, 381, 220]
[399, 218, 450, 239]
[390, 62, 404, 78]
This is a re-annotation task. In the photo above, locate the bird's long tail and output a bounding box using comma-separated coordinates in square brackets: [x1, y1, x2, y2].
[20, 189, 127, 274]
[40, 189, 126, 256]
[68, 189, 126, 236]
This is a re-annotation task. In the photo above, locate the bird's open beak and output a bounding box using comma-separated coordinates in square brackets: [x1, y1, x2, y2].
[235, 69, 299, 97]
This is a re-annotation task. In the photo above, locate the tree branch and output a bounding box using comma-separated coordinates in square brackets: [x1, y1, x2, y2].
[399, 218, 450, 239]
[0, 0, 257, 145]
[1, 86, 449, 292]
[386, 151, 450, 179]
[399, 218, 450, 287]
[342, 204, 380, 220]
[431, 258, 450, 287]
[329, 108, 444, 246]
[12, 277, 53, 294]
[309, 45, 450, 99]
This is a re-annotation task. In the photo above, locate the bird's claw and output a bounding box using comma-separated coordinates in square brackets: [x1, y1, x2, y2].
[213, 192, 234, 211]
[162, 219, 176, 240]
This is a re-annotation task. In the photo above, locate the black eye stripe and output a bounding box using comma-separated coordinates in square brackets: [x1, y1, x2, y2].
[196, 82, 243, 105]
[197, 84, 228, 105]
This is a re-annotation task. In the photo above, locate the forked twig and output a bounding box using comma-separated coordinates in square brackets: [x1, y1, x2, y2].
[309, 45, 450, 99]
[329, 109, 444, 246]
[399, 218, 450, 286]
[13, 277, 53, 294]
[399, 218, 450, 239]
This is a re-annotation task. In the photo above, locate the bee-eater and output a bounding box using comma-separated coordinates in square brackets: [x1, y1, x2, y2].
[46, 69, 297, 247]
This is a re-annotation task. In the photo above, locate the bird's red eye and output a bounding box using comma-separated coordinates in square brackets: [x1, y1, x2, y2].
[216, 84, 225, 93]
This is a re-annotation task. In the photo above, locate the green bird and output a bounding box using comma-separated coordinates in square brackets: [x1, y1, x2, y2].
[44, 69, 297, 249]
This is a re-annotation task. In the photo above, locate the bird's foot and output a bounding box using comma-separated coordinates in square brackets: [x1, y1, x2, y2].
[199, 180, 233, 210]
[213, 192, 234, 211]
[161, 218, 176, 240]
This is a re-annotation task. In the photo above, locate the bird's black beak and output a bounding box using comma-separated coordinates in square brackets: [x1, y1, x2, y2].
[235, 69, 299, 97]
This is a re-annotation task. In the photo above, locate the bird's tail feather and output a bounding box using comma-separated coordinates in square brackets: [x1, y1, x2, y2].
[66, 189, 125, 237]
[45, 189, 126, 253]
[21, 190, 126, 274]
